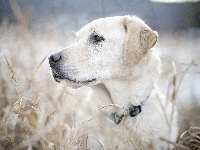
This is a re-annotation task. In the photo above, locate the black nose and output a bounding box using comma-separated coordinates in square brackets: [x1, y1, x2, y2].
[49, 53, 61, 63]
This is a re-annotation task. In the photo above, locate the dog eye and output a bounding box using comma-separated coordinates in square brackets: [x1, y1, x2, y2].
[93, 34, 104, 43]
[90, 33, 105, 44]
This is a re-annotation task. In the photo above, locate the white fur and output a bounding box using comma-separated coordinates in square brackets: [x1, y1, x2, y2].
[49, 16, 178, 149]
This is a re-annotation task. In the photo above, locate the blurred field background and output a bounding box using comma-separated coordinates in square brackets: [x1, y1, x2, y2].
[0, 0, 200, 149]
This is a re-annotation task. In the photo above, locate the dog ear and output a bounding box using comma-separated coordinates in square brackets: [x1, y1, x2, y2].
[123, 16, 158, 68]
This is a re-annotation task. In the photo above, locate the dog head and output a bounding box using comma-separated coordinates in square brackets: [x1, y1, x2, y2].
[49, 16, 159, 87]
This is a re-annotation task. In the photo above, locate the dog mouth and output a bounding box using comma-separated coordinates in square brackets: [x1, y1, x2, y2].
[51, 69, 97, 85]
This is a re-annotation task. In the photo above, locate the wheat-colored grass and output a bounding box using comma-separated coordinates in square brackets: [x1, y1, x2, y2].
[0, 3, 200, 149]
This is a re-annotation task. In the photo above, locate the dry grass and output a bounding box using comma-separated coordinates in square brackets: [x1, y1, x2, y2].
[0, 4, 200, 149]
[165, 59, 200, 149]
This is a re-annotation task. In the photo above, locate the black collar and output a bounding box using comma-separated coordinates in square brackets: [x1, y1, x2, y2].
[113, 95, 149, 125]
[129, 105, 141, 117]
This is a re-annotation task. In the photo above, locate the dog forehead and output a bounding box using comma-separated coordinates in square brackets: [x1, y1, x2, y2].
[76, 16, 124, 38]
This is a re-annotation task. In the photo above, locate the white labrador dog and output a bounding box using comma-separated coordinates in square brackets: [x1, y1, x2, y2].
[49, 16, 178, 149]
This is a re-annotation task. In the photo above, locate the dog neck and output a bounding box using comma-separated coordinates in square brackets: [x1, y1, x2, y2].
[103, 77, 155, 108]
[102, 52, 161, 111]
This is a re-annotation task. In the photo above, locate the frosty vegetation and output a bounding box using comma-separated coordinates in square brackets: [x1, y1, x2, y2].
[0, 12, 200, 150]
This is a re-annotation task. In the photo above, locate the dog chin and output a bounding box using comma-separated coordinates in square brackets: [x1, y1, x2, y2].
[54, 76, 99, 88]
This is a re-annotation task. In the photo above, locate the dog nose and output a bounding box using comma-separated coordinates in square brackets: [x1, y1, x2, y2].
[49, 53, 61, 62]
